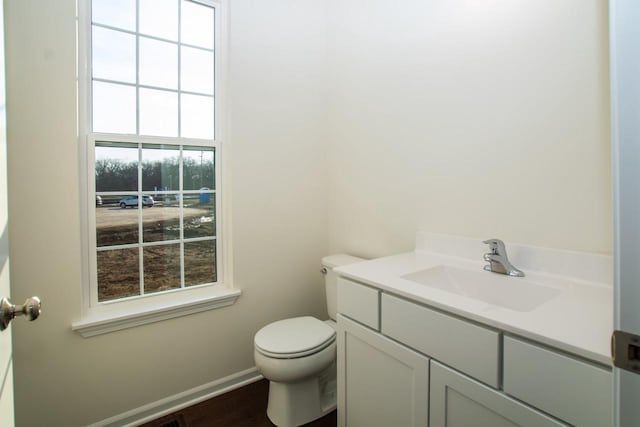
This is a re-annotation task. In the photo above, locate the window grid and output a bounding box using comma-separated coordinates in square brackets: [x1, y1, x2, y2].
[138, 142, 145, 295]
[91, 22, 215, 54]
[91, 78, 214, 101]
[91, 0, 215, 138]
[135, 0, 140, 135]
[78, 0, 225, 315]
[178, 146, 185, 293]
[96, 235, 217, 253]
[177, 2, 182, 137]
[94, 141, 217, 301]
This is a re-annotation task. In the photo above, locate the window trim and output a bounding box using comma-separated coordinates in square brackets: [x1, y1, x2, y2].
[74, 0, 236, 337]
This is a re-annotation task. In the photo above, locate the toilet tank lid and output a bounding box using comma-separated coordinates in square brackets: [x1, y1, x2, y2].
[322, 254, 365, 268]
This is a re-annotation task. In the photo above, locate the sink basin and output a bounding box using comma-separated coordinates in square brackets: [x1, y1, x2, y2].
[401, 265, 562, 312]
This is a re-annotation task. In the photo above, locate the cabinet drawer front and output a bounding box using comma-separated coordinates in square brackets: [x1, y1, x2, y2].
[337, 278, 379, 330]
[382, 293, 500, 387]
[503, 336, 612, 427]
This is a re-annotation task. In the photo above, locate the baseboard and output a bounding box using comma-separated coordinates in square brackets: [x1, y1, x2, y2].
[88, 367, 263, 427]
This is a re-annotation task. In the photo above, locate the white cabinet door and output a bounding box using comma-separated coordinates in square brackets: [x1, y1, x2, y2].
[337, 315, 429, 427]
[430, 361, 566, 427]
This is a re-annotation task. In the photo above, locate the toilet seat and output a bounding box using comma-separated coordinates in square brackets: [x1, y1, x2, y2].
[255, 316, 336, 359]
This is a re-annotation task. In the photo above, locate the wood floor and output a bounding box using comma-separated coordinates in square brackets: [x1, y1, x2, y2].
[140, 379, 337, 427]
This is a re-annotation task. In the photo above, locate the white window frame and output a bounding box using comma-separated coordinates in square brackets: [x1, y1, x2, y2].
[73, 0, 238, 338]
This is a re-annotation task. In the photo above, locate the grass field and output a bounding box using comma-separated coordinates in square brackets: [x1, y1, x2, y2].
[96, 202, 216, 301]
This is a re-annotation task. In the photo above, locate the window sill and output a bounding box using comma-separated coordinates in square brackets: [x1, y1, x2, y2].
[72, 287, 241, 338]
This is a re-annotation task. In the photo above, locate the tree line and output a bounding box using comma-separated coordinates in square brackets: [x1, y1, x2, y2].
[96, 157, 215, 192]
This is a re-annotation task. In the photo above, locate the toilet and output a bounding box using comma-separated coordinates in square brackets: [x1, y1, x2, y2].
[254, 254, 364, 427]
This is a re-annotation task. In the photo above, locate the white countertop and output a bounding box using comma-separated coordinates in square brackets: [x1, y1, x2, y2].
[335, 235, 613, 366]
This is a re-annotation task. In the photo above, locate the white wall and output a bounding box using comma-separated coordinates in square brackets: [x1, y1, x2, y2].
[4, 0, 328, 425]
[327, 0, 612, 257]
[4, 0, 612, 425]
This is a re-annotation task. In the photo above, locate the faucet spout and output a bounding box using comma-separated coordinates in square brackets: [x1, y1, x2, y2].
[482, 239, 525, 277]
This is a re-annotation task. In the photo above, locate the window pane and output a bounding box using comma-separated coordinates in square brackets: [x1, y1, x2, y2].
[181, 0, 214, 49]
[181, 47, 214, 95]
[141, 145, 180, 191]
[181, 94, 214, 139]
[139, 37, 178, 90]
[96, 194, 140, 247]
[184, 194, 215, 239]
[92, 0, 135, 31]
[139, 89, 178, 137]
[95, 143, 138, 192]
[183, 147, 215, 190]
[97, 248, 140, 301]
[143, 244, 181, 293]
[92, 81, 136, 134]
[92, 26, 136, 83]
[143, 195, 180, 243]
[139, 0, 178, 41]
[184, 240, 216, 286]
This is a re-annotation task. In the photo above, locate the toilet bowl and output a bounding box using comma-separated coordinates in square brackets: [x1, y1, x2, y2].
[254, 317, 337, 427]
[254, 255, 364, 427]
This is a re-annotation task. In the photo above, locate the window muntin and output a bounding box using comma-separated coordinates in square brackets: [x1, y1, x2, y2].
[90, 0, 215, 138]
[94, 142, 217, 303]
[86, 0, 221, 306]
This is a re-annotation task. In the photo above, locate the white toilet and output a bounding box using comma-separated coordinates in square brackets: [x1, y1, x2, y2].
[254, 254, 363, 427]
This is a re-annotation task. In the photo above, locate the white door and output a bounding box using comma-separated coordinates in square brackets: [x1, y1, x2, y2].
[611, 1, 640, 426]
[0, 1, 14, 425]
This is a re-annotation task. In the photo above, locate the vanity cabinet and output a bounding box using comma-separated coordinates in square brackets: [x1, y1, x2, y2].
[337, 315, 429, 427]
[336, 277, 612, 427]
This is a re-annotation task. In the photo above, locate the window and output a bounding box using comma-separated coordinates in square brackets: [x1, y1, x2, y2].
[90, 0, 215, 139]
[93, 143, 216, 302]
[74, 0, 237, 336]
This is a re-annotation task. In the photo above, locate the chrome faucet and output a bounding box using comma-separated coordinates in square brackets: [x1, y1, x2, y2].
[483, 239, 525, 277]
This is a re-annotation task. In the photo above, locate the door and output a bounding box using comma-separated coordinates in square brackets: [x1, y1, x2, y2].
[610, 1, 640, 426]
[336, 315, 429, 427]
[0, 0, 14, 425]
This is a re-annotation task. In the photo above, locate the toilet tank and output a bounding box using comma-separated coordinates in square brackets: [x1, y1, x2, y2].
[322, 254, 365, 320]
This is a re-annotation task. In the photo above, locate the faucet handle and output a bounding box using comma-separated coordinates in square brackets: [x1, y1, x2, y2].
[483, 238, 506, 255]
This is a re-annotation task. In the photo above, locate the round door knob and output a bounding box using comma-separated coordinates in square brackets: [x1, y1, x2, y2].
[20, 296, 42, 321]
[0, 296, 42, 331]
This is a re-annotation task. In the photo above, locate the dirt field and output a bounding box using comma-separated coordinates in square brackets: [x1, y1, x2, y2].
[96, 203, 217, 301]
